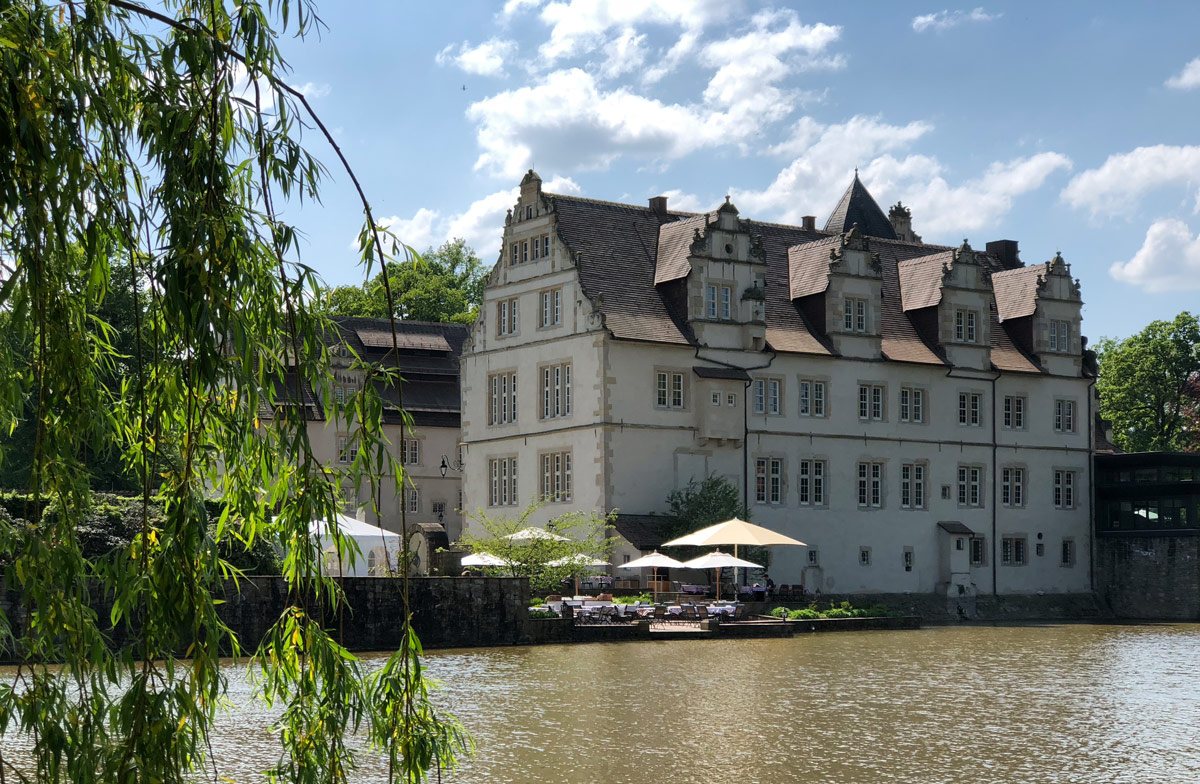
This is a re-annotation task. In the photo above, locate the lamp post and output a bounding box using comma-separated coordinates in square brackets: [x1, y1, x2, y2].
[439, 453, 464, 478]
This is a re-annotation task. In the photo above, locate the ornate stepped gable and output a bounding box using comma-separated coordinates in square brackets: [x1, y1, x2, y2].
[520, 170, 1070, 374]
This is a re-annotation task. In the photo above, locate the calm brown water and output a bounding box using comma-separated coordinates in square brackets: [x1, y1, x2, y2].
[5, 625, 1200, 782]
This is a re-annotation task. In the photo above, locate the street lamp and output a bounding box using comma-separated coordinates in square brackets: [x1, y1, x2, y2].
[439, 453, 464, 478]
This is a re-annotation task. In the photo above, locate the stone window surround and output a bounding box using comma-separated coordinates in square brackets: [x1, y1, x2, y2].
[957, 463, 985, 508]
[702, 276, 736, 321]
[796, 375, 829, 418]
[1000, 534, 1028, 567]
[957, 389, 985, 427]
[898, 385, 928, 425]
[1001, 463, 1027, 508]
[538, 360, 572, 420]
[1002, 395, 1026, 430]
[899, 461, 927, 510]
[653, 366, 689, 411]
[797, 457, 828, 508]
[857, 381, 887, 422]
[1054, 397, 1078, 434]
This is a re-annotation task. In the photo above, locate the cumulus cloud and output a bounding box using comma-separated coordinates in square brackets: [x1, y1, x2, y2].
[436, 39, 518, 77]
[657, 188, 705, 213]
[1061, 145, 1200, 217]
[641, 30, 700, 84]
[912, 7, 1001, 33]
[465, 10, 844, 178]
[353, 177, 582, 261]
[536, 0, 722, 63]
[599, 28, 648, 79]
[730, 115, 1068, 236]
[294, 82, 331, 99]
[1165, 57, 1200, 89]
[1110, 218, 1200, 292]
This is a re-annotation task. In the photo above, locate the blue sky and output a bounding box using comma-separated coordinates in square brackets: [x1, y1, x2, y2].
[273, 1, 1200, 342]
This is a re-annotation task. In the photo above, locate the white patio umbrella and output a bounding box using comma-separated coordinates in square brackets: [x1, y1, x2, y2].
[681, 550, 762, 600]
[663, 517, 806, 593]
[461, 552, 508, 567]
[504, 527, 570, 541]
[617, 551, 687, 602]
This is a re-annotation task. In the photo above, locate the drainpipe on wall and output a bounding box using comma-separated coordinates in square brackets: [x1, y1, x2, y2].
[988, 370, 1001, 597]
[1086, 374, 1097, 594]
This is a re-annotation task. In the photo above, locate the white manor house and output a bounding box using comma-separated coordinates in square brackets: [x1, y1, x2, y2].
[457, 169, 1094, 597]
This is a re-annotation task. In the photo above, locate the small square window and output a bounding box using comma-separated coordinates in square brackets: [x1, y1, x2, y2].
[808, 549, 819, 566]
[726, 393, 736, 407]
[859, 547, 871, 566]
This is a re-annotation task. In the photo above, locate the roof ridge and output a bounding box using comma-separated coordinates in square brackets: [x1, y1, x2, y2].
[546, 191, 699, 216]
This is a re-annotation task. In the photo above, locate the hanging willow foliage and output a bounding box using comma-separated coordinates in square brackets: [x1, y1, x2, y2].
[0, 1, 470, 781]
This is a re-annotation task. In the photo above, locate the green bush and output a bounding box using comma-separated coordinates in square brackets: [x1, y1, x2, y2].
[613, 593, 652, 604]
[529, 597, 545, 606]
[823, 608, 852, 619]
[528, 609, 559, 620]
[768, 606, 789, 618]
[788, 608, 820, 620]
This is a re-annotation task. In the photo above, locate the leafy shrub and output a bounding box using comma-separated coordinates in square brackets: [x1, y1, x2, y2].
[823, 608, 852, 619]
[529, 597, 545, 606]
[788, 608, 820, 620]
[769, 606, 789, 618]
[529, 609, 559, 620]
[613, 593, 653, 604]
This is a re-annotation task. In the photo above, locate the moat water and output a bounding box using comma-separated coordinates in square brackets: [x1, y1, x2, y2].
[5, 624, 1200, 782]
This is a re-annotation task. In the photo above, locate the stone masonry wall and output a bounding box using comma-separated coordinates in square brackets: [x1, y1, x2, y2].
[1094, 536, 1200, 620]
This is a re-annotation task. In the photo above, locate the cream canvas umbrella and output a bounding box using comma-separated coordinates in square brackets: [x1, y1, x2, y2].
[504, 527, 570, 541]
[617, 551, 687, 602]
[681, 550, 762, 601]
[663, 517, 806, 593]
[461, 552, 508, 567]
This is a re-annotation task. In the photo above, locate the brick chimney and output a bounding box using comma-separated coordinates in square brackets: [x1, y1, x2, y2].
[801, 215, 816, 232]
[649, 195, 668, 216]
[986, 240, 1021, 269]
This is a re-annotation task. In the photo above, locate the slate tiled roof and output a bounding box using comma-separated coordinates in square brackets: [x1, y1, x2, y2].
[693, 366, 752, 381]
[546, 187, 1045, 373]
[824, 173, 898, 240]
[992, 264, 1047, 322]
[896, 251, 952, 311]
[612, 514, 674, 551]
[654, 214, 710, 285]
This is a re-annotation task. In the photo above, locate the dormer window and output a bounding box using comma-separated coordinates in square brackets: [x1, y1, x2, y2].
[843, 298, 869, 333]
[526, 206, 532, 220]
[705, 285, 732, 319]
[955, 309, 979, 343]
[1049, 320, 1071, 352]
[521, 241, 529, 263]
[511, 244, 519, 266]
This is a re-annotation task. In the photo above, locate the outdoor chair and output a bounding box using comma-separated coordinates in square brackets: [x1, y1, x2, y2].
[778, 584, 793, 599]
[696, 605, 710, 621]
[652, 605, 667, 626]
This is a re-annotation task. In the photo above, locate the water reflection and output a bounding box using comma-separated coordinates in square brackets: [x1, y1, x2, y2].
[4, 625, 1200, 783]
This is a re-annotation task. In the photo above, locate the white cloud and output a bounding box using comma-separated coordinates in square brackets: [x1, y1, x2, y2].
[502, 0, 542, 16]
[536, 0, 722, 63]
[599, 28, 648, 79]
[464, 10, 845, 178]
[731, 115, 1068, 236]
[352, 177, 583, 262]
[641, 30, 700, 84]
[912, 7, 1001, 33]
[1166, 56, 1200, 89]
[436, 39, 518, 77]
[1110, 218, 1200, 292]
[657, 188, 705, 213]
[294, 82, 331, 99]
[1061, 145, 1200, 217]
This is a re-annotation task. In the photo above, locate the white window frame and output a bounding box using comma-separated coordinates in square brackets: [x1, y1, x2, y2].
[1001, 536, 1027, 566]
[488, 372, 518, 426]
[843, 297, 870, 333]
[720, 285, 732, 320]
[540, 451, 572, 502]
[539, 288, 562, 328]
[1003, 396, 1025, 430]
[798, 459, 826, 506]
[858, 384, 885, 421]
[489, 456, 518, 507]
[1001, 467, 1025, 507]
[1054, 399, 1076, 433]
[406, 487, 420, 514]
[955, 309, 979, 343]
[711, 391, 722, 407]
[957, 465, 983, 508]
[1049, 319, 1071, 352]
[970, 537, 986, 567]
[900, 463, 925, 510]
[857, 462, 884, 508]
[899, 386, 925, 423]
[656, 371, 685, 410]
[705, 285, 718, 319]
[540, 363, 571, 419]
[754, 458, 784, 505]
[958, 392, 982, 427]
[798, 379, 826, 418]
[1060, 538, 1076, 567]
[1054, 469, 1075, 509]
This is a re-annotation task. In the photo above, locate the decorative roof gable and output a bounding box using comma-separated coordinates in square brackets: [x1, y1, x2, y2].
[824, 173, 898, 240]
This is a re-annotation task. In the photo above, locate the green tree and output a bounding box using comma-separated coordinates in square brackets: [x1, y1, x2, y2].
[458, 500, 614, 593]
[325, 238, 484, 324]
[665, 474, 765, 580]
[0, 2, 466, 782]
[1097, 312, 1200, 452]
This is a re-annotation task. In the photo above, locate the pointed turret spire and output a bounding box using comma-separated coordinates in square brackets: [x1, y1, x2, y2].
[824, 173, 897, 240]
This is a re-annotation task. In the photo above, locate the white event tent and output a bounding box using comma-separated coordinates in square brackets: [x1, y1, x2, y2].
[310, 514, 403, 577]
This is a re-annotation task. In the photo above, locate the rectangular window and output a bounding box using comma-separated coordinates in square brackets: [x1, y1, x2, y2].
[1001, 467, 1025, 507]
[543, 235, 550, 258]
[899, 387, 925, 423]
[1054, 470, 1075, 509]
[511, 244, 519, 266]
[432, 501, 446, 519]
[798, 380, 826, 417]
[727, 393, 737, 407]
[958, 392, 982, 426]
[1003, 396, 1025, 430]
[406, 487, 419, 514]
[955, 309, 979, 343]
[753, 379, 766, 414]
[859, 547, 871, 566]
[488, 372, 518, 425]
[706, 285, 718, 319]
[337, 435, 355, 464]
[720, 286, 732, 319]
[970, 537, 986, 567]
[808, 550, 819, 566]
[900, 463, 925, 509]
[843, 297, 869, 333]
[767, 379, 781, 415]
[489, 457, 518, 506]
[958, 465, 983, 507]
[498, 300, 508, 335]
[754, 458, 784, 504]
[402, 438, 420, 466]
[656, 372, 685, 409]
[1001, 536, 1027, 566]
[798, 459, 826, 506]
[1054, 399, 1076, 433]
[857, 462, 883, 508]
[711, 391, 722, 406]
[858, 384, 885, 421]
[539, 288, 562, 327]
[1049, 319, 1071, 352]
[541, 363, 571, 419]
[521, 241, 529, 263]
[540, 451, 572, 502]
[1061, 539, 1075, 567]
[531, 235, 539, 259]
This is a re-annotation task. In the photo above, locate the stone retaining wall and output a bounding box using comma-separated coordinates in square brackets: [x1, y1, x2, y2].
[1094, 536, 1200, 620]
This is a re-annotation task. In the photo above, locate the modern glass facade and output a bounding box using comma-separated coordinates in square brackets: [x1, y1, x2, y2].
[1095, 453, 1200, 535]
